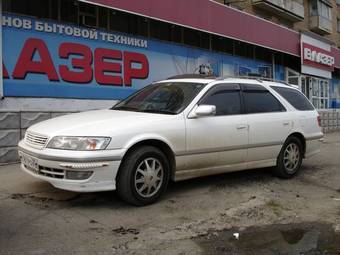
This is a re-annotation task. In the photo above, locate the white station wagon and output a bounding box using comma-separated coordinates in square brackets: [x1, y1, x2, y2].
[18, 76, 323, 205]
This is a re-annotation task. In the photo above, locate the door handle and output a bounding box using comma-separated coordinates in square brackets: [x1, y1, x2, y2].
[283, 122, 290, 126]
[236, 125, 248, 130]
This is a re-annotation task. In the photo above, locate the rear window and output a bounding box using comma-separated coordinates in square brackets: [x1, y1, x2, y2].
[271, 86, 314, 111]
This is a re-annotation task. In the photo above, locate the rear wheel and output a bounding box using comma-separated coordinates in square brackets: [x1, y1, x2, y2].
[116, 146, 170, 206]
[274, 136, 303, 178]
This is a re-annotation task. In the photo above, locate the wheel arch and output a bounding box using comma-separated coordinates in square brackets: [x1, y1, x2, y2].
[119, 138, 176, 181]
[286, 132, 306, 157]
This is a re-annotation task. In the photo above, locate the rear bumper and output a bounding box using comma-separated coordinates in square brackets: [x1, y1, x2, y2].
[304, 137, 323, 158]
[18, 140, 125, 192]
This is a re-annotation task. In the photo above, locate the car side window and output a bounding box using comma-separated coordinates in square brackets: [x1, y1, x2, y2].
[242, 84, 285, 114]
[270, 86, 315, 111]
[200, 84, 242, 116]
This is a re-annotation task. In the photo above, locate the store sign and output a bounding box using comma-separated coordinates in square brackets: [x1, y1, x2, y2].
[302, 43, 334, 71]
[300, 34, 333, 79]
[3, 38, 149, 86]
[2, 14, 280, 99]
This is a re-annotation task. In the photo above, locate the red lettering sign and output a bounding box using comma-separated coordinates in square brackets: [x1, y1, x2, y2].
[3, 63, 9, 79]
[5, 37, 149, 86]
[12, 38, 59, 81]
[124, 52, 149, 87]
[302, 43, 334, 71]
[59, 42, 93, 83]
[94, 48, 123, 86]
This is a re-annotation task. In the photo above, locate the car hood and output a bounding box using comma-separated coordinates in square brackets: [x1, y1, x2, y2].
[27, 109, 177, 137]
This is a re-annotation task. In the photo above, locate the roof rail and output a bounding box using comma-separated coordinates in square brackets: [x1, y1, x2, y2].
[217, 75, 291, 87]
[166, 74, 217, 80]
[165, 74, 294, 88]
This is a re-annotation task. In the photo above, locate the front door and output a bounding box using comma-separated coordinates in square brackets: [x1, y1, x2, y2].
[184, 83, 248, 171]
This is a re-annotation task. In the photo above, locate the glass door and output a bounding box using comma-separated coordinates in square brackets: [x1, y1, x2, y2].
[300, 76, 309, 99]
[286, 68, 300, 87]
[286, 68, 329, 109]
[309, 77, 329, 109]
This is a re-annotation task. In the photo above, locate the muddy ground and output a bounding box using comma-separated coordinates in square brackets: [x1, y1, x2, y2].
[0, 132, 340, 255]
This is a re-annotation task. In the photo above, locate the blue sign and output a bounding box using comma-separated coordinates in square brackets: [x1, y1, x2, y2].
[3, 14, 284, 100]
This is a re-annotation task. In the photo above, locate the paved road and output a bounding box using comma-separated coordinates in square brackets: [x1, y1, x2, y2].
[0, 132, 340, 254]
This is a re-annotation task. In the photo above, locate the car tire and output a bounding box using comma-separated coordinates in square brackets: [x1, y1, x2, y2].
[116, 146, 170, 206]
[274, 136, 303, 179]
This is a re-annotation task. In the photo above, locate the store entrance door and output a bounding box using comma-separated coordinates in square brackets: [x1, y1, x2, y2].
[286, 68, 329, 109]
[286, 68, 308, 96]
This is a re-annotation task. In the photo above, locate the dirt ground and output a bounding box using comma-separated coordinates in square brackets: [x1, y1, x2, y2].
[0, 132, 340, 255]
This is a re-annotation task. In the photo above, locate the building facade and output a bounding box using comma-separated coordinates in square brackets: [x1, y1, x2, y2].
[1, 0, 340, 163]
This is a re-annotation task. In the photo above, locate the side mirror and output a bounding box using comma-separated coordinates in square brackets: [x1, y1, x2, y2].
[189, 105, 216, 118]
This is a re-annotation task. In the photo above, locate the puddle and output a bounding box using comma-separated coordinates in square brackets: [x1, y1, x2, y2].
[195, 222, 340, 255]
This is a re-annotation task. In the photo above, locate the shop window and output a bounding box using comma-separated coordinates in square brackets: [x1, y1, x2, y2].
[211, 35, 233, 55]
[3, 0, 51, 19]
[150, 20, 171, 41]
[255, 47, 272, 63]
[98, 7, 108, 29]
[110, 10, 130, 33]
[234, 41, 254, 59]
[51, 0, 59, 21]
[183, 28, 201, 48]
[200, 32, 211, 50]
[110, 10, 148, 37]
[137, 17, 149, 37]
[282, 55, 300, 73]
[79, 2, 97, 27]
[60, 0, 78, 24]
[171, 25, 182, 43]
[130, 16, 149, 37]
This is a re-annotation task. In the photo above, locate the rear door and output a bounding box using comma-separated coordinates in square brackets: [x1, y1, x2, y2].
[242, 84, 293, 165]
[184, 83, 248, 170]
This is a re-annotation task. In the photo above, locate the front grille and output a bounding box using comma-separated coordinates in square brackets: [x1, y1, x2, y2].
[25, 131, 48, 149]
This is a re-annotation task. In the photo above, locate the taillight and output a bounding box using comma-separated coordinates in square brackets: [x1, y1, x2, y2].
[317, 116, 321, 127]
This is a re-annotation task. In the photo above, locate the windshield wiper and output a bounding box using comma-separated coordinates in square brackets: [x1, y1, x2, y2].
[140, 109, 176, 115]
[111, 106, 140, 111]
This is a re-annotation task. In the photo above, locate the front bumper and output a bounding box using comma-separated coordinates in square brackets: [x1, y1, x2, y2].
[18, 140, 126, 192]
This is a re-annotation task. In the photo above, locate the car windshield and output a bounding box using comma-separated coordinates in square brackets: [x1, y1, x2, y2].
[112, 82, 206, 114]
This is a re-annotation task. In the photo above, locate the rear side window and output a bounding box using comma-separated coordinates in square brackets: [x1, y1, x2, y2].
[243, 91, 284, 113]
[271, 86, 315, 111]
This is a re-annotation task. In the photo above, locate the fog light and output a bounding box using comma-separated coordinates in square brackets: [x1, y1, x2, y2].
[66, 171, 93, 180]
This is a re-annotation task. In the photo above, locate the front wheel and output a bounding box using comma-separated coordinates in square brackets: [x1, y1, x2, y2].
[274, 136, 303, 178]
[116, 146, 170, 206]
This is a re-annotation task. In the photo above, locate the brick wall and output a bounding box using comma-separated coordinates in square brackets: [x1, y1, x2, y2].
[319, 109, 340, 132]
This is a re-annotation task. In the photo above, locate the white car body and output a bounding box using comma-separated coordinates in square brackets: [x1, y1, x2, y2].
[18, 78, 323, 193]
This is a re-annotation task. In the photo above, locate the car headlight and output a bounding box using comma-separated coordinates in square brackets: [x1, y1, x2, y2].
[47, 137, 111, 150]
